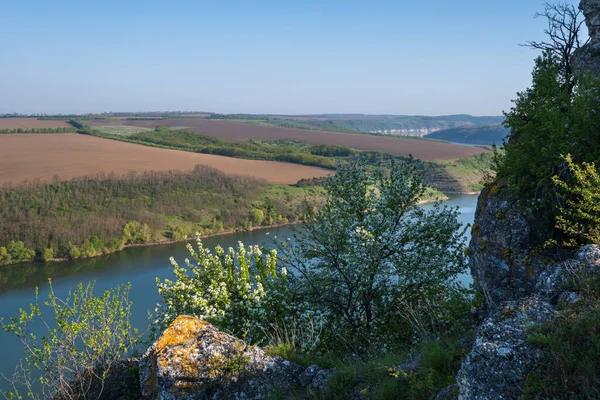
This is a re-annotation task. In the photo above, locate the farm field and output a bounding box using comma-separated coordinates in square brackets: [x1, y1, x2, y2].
[0, 118, 72, 129]
[0, 134, 330, 186]
[88, 118, 489, 160]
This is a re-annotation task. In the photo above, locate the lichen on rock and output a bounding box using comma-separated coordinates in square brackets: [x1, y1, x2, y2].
[139, 315, 330, 399]
[468, 184, 547, 306]
[457, 298, 555, 400]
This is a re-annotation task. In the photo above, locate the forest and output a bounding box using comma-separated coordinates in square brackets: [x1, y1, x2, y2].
[0, 166, 322, 265]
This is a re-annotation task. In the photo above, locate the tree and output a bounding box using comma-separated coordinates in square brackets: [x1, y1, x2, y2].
[523, 2, 588, 94]
[279, 157, 467, 346]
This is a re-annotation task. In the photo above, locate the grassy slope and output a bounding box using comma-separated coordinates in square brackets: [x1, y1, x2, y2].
[207, 114, 505, 135]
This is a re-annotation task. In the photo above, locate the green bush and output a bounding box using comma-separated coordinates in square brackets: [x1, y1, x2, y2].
[156, 240, 293, 345]
[553, 155, 600, 248]
[1, 282, 141, 400]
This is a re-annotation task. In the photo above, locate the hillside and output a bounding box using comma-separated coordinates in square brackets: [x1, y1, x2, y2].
[208, 113, 505, 136]
[424, 123, 509, 145]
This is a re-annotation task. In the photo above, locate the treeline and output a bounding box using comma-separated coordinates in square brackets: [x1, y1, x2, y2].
[0, 127, 76, 134]
[0, 166, 313, 266]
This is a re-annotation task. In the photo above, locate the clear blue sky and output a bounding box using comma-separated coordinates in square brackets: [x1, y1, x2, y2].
[0, 0, 581, 116]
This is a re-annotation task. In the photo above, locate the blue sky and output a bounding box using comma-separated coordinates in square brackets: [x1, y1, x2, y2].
[0, 0, 581, 116]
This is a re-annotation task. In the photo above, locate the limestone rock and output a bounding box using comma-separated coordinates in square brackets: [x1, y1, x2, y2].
[581, 0, 600, 44]
[457, 298, 555, 400]
[468, 185, 546, 305]
[574, 0, 600, 75]
[534, 244, 600, 301]
[139, 315, 326, 400]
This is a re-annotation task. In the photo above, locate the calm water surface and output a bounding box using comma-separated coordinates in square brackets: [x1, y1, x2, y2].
[0, 194, 478, 382]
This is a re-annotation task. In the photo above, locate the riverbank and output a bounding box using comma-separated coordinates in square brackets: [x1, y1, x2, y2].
[0, 191, 480, 269]
[0, 221, 299, 268]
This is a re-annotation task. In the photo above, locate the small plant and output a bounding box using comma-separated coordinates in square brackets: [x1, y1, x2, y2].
[1, 281, 141, 400]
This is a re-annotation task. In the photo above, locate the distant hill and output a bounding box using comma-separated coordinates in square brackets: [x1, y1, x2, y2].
[208, 114, 506, 137]
[424, 123, 509, 145]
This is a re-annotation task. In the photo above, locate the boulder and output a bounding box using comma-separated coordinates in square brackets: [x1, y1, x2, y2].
[139, 315, 329, 399]
[457, 298, 555, 400]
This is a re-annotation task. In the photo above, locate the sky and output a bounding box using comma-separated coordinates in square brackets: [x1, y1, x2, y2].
[0, 0, 583, 116]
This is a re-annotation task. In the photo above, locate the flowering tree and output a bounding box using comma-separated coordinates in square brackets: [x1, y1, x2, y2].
[156, 240, 292, 344]
[279, 157, 467, 346]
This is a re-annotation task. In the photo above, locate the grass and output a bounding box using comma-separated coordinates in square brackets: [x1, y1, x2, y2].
[524, 272, 600, 399]
[265, 336, 468, 400]
[432, 152, 495, 192]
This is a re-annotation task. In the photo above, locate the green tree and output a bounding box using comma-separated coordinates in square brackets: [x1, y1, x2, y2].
[496, 4, 600, 248]
[122, 222, 152, 244]
[251, 208, 265, 226]
[279, 157, 467, 345]
[42, 247, 54, 262]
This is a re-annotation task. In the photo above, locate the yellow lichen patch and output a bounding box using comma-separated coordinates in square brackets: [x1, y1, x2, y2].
[155, 316, 211, 356]
[144, 316, 211, 395]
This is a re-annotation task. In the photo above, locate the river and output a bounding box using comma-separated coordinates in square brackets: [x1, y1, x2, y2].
[0, 194, 478, 384]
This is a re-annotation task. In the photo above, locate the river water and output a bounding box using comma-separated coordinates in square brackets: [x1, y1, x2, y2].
[0, 194, 478, 384]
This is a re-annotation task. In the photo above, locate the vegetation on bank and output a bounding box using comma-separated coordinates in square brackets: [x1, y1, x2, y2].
[0, 166, 323, 266]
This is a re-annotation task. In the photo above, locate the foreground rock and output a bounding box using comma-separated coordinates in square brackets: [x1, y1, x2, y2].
[457, 298, 554, 399]
[139, 315, 329, 399]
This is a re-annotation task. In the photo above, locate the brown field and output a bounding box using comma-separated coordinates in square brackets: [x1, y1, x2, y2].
[0, 118, 71, 129]
[0, 134, 330, 186]
[89, 118, 488, 160]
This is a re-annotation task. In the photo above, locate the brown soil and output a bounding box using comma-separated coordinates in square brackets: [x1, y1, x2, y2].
[0, 118, 71, 129]
[0, 134, 330, 186]
[87, 118, 488, 160]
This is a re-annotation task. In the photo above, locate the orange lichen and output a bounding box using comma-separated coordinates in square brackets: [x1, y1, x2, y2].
[144, 316, 211, 395]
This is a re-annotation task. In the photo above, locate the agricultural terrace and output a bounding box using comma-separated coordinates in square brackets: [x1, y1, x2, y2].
[89, 118, 489, 160]
[0, 134, 330, 186]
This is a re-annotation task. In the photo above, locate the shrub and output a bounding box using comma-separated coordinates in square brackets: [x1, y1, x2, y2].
[156, 239, 296, 345]
[553, 155, 600, 247]
[1, 282, 141, 400]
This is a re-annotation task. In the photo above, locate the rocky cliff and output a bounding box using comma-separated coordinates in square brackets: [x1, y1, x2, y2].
[574, 0, 600, 74]
[457, 3, 600, 396]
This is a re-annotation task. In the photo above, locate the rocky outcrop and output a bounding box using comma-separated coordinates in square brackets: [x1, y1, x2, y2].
[574, 0, 600, 75]
[139, 315, 331, 400]
[468, 184, 548, 306]
[457, 298, 554, 399]
[463, 219, 600, 400]
[581, 0, 600, 43]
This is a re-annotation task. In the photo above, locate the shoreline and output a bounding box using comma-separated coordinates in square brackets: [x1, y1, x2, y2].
[0, 192, 480, 268]
[0, 222, 298, 268]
